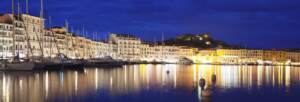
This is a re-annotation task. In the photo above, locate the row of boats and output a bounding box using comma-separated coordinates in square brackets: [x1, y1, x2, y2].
[0, 1, 127, 71]
[0, 59, 86, 71]
[0, 55, 123, 71]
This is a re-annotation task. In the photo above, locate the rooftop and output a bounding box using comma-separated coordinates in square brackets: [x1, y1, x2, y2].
[50, 27, 67, 34]
[110, 33, 139, 40]
[0, 14, 13, 24]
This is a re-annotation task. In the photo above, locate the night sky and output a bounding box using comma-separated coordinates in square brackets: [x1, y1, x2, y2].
[1, 0, 300, 49]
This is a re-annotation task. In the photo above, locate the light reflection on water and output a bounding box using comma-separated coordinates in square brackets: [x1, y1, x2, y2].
[0, 65, 300, 102]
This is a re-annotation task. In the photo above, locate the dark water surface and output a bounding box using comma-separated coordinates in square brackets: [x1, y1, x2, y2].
[1, 65, 300, 102]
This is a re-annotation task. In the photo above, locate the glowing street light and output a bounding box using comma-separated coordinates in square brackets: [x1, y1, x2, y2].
[204, 34, 209, 38]
[206, 41, 211, 45]
[199, 37, 203, 41]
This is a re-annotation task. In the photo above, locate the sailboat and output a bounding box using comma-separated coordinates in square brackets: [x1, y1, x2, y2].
[5, 61, 36, 71]
[4, 0, 37, 71]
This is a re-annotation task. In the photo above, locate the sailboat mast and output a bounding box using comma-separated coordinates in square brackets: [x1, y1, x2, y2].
[93, 32, 95, 41]
[65, 19, 71, 57]
[82, 25, 85, 37]
[17, 1, 21, 55]
[70, 26, 78, 59]
[65, 20, 69, 34]
[82, 25, 86, 58]
[96, 32, 98, 41]
[23, 0, 33, 59]
[11, 0, 16, 58]
[26, 0, 29, 14]
[162, 32, 165, 46]
[2, 35, 4, 60]
[39, 0, 44, 59]
[49, 16, 53, 58]
[40, 0, 43, 18]
[161, 32, 164, 61]
[48, 16, 60, 56]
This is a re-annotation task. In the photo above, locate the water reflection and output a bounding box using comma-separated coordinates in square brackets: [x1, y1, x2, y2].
[0, 65, 300, 102]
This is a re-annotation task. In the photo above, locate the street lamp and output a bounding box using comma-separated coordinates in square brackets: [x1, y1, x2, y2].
[206, 41, 211, 45]
[204, 34, 209, 38]
[199, 37, 203, 41]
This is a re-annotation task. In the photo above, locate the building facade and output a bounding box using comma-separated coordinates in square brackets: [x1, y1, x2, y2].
[109, 33, 142, 61]
[0, 16, 13, 59]
[21, 14, 45, 57]
[2, 13, 300, 64]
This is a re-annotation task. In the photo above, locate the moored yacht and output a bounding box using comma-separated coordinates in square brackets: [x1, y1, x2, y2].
[1, 56, 38, 71]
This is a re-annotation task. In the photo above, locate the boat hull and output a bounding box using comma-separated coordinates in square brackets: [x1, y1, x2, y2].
[62, 62, 85, 70]
[4, 63, 35, 71]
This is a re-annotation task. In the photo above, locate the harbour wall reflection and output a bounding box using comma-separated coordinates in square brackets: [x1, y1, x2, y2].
[1, 65, 300, 102]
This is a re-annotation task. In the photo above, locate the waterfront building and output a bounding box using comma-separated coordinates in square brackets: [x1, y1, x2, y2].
[140, 43, 151, 61]
[177, 46, 197, 59]
[13, 15, 28, 58]
[51, 27, 70, 57]
[152, 45, 162, 62]
[215, 49, 264, 64]
[0, 14, 29, 59]
[76, 36, 87, 59]
[263, 50, 287, 63]
[91, 41, 101, 58]
[192, 49, 300, 65]
[140, 44, 159, 62]
[67, 33, 77, 59]
[72, 36, 93, 59]
[85, 38, 94, 59]
[216, 49, 241, 64]
[162, 46, 179, 63]
[66, 34, 81, 59]
[241, 49, 264, 63]
[0, 14, 14, 59]
[43, 29, 59, 58]
[145, 45, 179, 63]
[109, 33, 142, 61]
[93, 41, 116, 59]
[287, 52, 300, 64]
[21, 14, 45, 57]
[72, 36, 85, 59]
[194, 50, 218, 64]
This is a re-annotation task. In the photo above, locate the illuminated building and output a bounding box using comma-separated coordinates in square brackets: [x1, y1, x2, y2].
[0, 14, 28, 59]
[194, 50, 218, 64]
[50, 27, 70, 58]
[193, 49, 300, 65]
[43, 29, 58, 58]
[1, 13, 300, 64]
[177, 46, 197, 59]
[13, 15, 27, 58]
[140, 43, 151, 61]
[0, 14, 14, 59]
[73, 36, 93, 59]
[286, 52, 300, 65]
[21, 14, 45, 57]
[263, 50, 287, 63]
[109, 33, 142, 61]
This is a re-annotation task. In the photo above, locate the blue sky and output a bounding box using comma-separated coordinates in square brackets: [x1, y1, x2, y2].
[1, 0, 300, 48]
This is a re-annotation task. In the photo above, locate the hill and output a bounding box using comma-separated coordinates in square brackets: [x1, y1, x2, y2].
[163, 33, 241, 49]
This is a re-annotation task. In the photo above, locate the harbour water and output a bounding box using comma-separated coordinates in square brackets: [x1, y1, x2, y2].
[1, 64, 300, 102]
